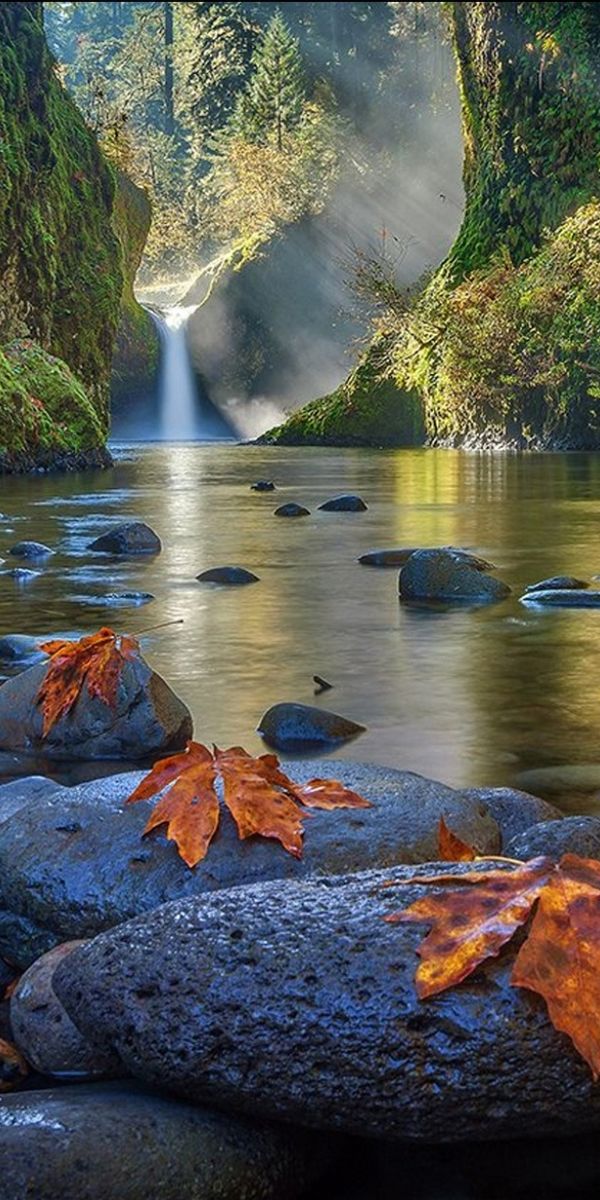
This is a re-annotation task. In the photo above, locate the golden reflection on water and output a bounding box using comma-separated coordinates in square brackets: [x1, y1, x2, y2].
[3, 445, 600, 807]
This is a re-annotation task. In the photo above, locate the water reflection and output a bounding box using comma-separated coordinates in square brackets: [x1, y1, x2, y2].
[3, 445, 600, 805]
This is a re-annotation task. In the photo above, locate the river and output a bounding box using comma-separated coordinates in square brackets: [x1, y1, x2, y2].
[2, 442, 600, 810]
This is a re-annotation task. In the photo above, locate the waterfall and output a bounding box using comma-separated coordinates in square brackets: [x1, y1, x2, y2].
[153, 305, 235, 442]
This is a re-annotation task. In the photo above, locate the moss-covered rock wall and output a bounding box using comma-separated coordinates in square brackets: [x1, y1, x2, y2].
[0, 2, 123, 471]
[111, 172, 160, 418]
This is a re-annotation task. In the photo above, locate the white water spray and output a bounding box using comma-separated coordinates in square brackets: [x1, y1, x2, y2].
[158, 305, 202, 440]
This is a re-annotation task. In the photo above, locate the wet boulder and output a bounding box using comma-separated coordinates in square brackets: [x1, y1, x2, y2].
[0, 776, 68, 825]
[520, 588, 600, 607]
[1, 568, 39, 582]
[10, 941, 121, 1079]
[88, 521, 161, 555]
[0, 634, 46, 668]
[0, 652, 192, 762]
[0, 762, 499, 968]
[8, 541, 53, 559]
[251, 480, 276, 491]
[55, 862, 600, 1142]
[360, 546, 496, 570]
[274, 503, 310, 518]
[525, 576, 589, 593]
[318, 495, 367, 512]
[461, 786, 562, 848]
[507, 815, 600, 863]
[0, 1082, 329, 1200]
[399, 549, 510, 603]
[258, 702, 365, 751]
[197, 566, 259, 586]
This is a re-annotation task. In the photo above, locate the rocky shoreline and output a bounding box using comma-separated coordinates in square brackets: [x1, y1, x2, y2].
[0, 446, 113, 476]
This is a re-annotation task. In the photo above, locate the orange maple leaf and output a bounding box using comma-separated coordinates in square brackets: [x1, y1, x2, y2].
[0, 1038, 28, 1093]
[384, 853, 600, 1079]
[37, 627, 140, 736]
[127, 740, 372, 868]
[438, 816, 477, 862]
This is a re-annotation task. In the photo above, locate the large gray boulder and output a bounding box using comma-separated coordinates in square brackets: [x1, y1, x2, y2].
[55, 862, 600, 1142]
[258, 702, 366, 750]
[461, 786, 562, 848]
[88, 521, 161, 555]
[399, 550, 510, 604]
[0, 1082, 329, 1200]
[0, 763, 499, 968]
[0, 653, 192, 762]
[507, 816, 600, 863]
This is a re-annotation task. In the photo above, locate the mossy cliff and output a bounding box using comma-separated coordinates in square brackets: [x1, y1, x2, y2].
[0, 3, 122, 471]
[266, 2, 600, 450]
[111, 172, 159, 417]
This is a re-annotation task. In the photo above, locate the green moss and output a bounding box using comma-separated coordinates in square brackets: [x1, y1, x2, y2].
[111, 171, 160, 408]
[0, 339, 105, 456]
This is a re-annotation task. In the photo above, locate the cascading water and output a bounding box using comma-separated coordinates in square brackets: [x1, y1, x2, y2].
[158, 305, 202, 440]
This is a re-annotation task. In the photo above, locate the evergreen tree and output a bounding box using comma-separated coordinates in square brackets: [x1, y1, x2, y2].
[186, 3, 255, 140]
[237, 11, 306, 151]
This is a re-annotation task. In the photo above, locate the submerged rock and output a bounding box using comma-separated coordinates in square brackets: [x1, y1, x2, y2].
[0, 653, 192, 762]
[8, 541, 53, 559]
[359, 546, 496, 570]
[462, 786, 562, 847]
[1, 568, 39, 582]
[520, 588, 600, 607]
[507, 815, 600, 862]
[516, 763, 600, 795]
[10, 941, 121, 1079]
[258, 702, 365, 750]
[0, 634, 46, 667]
[251, 480, 276, 491]
[274, 503, 310, 518]
[102, 591, 154, 606]
[0, 762, 499, 967]
[0, 1082, 328, 1200]
[399, 549, 510, 604]
[196, 566, 259, 586]
[88, 521, 161, 555]
[525, 576, 589, 593]
[55, 862, 600, 1141]
[318, 495, 367, 512]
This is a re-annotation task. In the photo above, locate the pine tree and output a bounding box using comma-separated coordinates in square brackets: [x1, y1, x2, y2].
[239, 11, 306, 151]
[186, 2, 255, 139]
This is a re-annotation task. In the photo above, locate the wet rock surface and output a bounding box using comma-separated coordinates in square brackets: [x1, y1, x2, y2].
[462, 786, 562, 847]
[318, 495, 367, 512]
[0, 776, 68, 825]
[0, 1082, 328, 1200]
[88, 521, 161, 555]
[0, 762, 499, 967]
[0, 635, 46, 668]
[197, 567, 260, 585]
[507, 815, 600, 862]
[0, 653, 192, 762]
[8, 541, 53, 559]
[250, 481, 276, 491]
[258, 702, 366, 750]
[399, 549, 510, 604]
[55, 861, 600, 1142]
[359, 546, 496, 570]
[520, 588, 600, 607]
[525, 576, 589, 592]
[274, 503, 310, 518]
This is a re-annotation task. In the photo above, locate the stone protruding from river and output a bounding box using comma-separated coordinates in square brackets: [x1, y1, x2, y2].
[318, 495, 367, 512]
[197, 566, 259, 585]
[0, 652, 192, 762]
[54, 862, 600, 1142]
[520, 588, 600, 607]
[10, 941, 121, 1079]
[0, 1082, 329, 1200]
[274, 503, 310, 518]
[461, 786, 562, 848]
[8, 541, 54, 559]
[525, 576, 589, 593]
[251, 480, 276, 491]
[359, 546, 496, 570]
[0, 763, 499, 968]
[399, 549, 510, 603]
[258, 702, 365, 750]
[88, 521, 161, 555]
[507, 816, 600, 863]
[0, 634, 46, 668]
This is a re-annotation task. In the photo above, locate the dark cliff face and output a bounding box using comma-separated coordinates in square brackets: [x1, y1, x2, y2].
[0, 2, 124, 468]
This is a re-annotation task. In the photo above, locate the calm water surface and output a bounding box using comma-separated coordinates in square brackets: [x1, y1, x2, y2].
[2, 443, 600, 807]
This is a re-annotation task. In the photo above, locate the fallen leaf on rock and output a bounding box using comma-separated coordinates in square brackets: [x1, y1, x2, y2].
[0, 1038, 28, 1093]
[385, 853, 600, 1079]
[37, 627, 140, 735]
[438, 817, 477, 861]
[127, 741, 371, 867]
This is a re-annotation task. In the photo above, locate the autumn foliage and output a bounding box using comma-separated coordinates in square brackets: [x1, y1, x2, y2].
[37, 628, 140, 735]
[127, 741, 371, 867]
[385, 852, 600, 1079]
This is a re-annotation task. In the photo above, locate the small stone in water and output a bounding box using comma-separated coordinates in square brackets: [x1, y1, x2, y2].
[274, 503, 310, 518]
[197, 566, 259, 585]
[8, 541, 54, 559]
[251, 480, 276, 491]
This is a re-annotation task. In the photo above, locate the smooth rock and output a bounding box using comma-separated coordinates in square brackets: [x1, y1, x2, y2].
[525, 576, 589, 593]
[197, 567, 259, 586]
[0, 763, 499, 968]
[318, 495, 367, 512]
[462, 786, 562, 847]
[520, 588, 600, 607]
[516, 764, 600, 795]
[0, 635, 46, 667]
[274, 503, 310, 518]
[258, 702, 365, 750]
[0, 1082, 328, 1200]
[0, 653, 192, 762]
[399, 549, 510, 604]
[507, 816, 600, 863]
[359, 546, 496, 570]
[0, 776, 66, 825]
[8, 541, 53, 559]
[1, 568, 39, 582]
[251, 481, 276, 491]
[10, 941, 121, 1079]
[88, 522, 161, 555]
[55, 862, 600, 1141]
